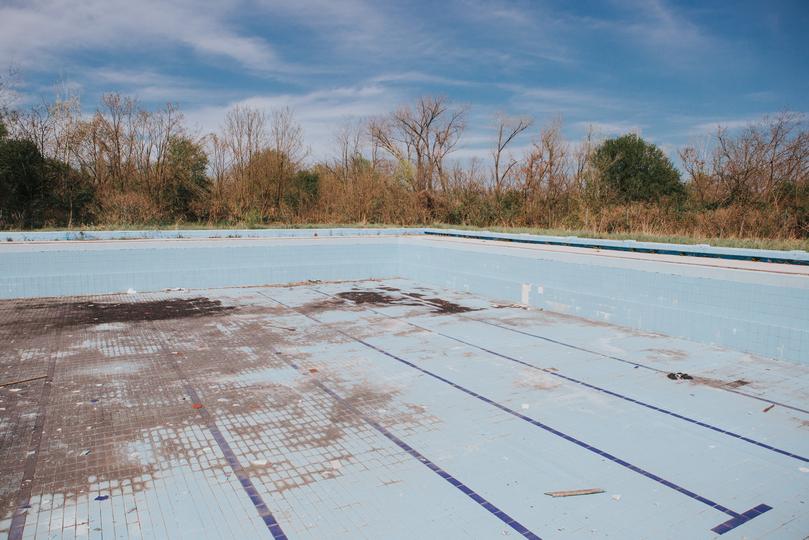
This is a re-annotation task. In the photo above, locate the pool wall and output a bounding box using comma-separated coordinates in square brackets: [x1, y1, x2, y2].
[0, 238, 398, 299]
[1, 228, 807, 364]
[401, 237, 809, 365]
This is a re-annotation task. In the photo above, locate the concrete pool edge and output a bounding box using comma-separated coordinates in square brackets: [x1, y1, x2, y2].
[3, 226, 808, 266]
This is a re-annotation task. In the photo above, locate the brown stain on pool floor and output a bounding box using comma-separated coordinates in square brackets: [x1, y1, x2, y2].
[333, 288, 480, 315]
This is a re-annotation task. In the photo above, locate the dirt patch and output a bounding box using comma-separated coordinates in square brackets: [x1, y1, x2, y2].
[4, 297, 235, 336]
[329, 288, 478, 315]
[295, 286, 479, 316]
[685, 374, 756, 391]
[327, 383, 399, 424]
[409, 295, 478, 314]
[298, 297, 349, 315]
[515, 369, 562, 391]
[337, 291, 419, 306]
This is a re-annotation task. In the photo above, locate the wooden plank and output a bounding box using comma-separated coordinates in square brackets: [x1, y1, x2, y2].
[544, 488, 605, 498]
[0, 374, 48, 388]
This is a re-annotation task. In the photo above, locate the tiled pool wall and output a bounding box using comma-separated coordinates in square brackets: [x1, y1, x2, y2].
[1, 229, 807, 365]
[0, 238, 398, 299]
[1, 227, 414, 242]
[400, 238, 809, 365]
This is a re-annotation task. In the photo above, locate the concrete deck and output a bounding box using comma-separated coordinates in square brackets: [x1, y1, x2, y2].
[1, 279, 808, 539]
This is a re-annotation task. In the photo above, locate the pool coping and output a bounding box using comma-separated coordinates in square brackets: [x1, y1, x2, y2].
[3, 227, 807, 266]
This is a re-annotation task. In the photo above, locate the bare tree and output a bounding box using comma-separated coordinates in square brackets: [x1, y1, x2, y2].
[370, 96, 466, 193]
[219, 105, 268, 215]
[521, 117, 569, 225]
[334, 118, 364, 181]
[492, 113, 532, 195]
[100, 94, 140, 188]
[223, 105, 268, 173]
[0, 66, 20, 117]
[203, 133, 232, 221]
[270, 107, 307, 207]
[679, 141, 715, 207]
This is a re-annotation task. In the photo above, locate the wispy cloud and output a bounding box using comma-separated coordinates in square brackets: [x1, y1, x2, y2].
[504, 84, 630, 114]
[2, 0, 804, 166]
[0, 0, 281, 73]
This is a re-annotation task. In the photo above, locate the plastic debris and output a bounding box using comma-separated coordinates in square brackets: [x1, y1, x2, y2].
[79, 449, 91, 456]
[94, 495, 109, 501]
[762, 403, 775, 413]
[521, 403, 530, 410]
[191, 403, 203, 409]
[309, 368, 319, 374]
[251, 459, 268, 467]
[611, 494, 622, 501]
[545, 488, 605, 497]
[799, 467, 809, 473]
[667, 372, 693, 380]
[126, 288, 137, 295]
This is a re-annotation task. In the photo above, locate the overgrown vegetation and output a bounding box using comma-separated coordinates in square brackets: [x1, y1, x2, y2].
[1, 87, 807, 247]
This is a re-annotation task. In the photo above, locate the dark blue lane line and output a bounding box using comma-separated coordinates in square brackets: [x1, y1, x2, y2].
[311, 287, 809, 463]
[470, 315, 809, 414]
[468, 317, 809, 416]
[171, 365, 288, 540]
[8, 329, 60, 540]
[260, 336, 541, 539]
[264, 291, 772, 535]
[422, 230, 809, 266]
[711, 504, 774, 534]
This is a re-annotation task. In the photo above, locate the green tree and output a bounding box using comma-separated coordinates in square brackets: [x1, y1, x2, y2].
[45, 159, 96, 227]
[283, 170, 319, 214]
[593, 133, 684, 203]
[163, 136, 209, 219]
[0, 137, 48, 227]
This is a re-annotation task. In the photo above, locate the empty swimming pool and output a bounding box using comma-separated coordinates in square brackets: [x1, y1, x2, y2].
[1, 229, 807, 539]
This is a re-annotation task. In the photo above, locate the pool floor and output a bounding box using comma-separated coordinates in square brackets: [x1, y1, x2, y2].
[1, 279, 808, 539]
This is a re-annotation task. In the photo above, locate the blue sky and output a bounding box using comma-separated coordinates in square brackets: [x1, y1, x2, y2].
[2, 0, 807, 161]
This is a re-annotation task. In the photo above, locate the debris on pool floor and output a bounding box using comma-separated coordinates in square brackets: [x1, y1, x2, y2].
[1, 278, 807, 539]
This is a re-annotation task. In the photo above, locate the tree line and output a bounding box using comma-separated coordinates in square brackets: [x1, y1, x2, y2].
[1, 91, 807, 239]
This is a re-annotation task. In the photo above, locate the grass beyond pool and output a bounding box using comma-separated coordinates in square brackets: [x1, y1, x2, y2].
[1, 278, 808, 539]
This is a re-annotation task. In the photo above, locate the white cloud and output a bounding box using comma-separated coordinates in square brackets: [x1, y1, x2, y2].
[0, 0, 280, 73]
[504, 84, 629, 114]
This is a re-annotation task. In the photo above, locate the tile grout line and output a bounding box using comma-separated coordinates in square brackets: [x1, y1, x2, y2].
[248, 306, 542, 539]
[261, 289, 772, 536]
[311, 287, 808, 463]
[147, 316, 289, 540]
[7, 304, 66, 540]
[466, 315, 809, 416]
